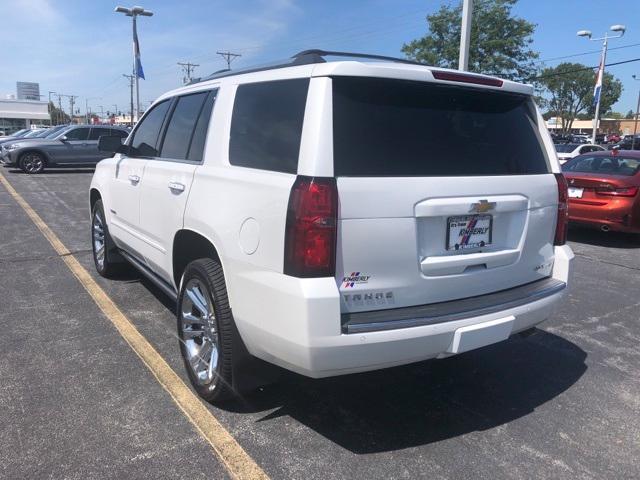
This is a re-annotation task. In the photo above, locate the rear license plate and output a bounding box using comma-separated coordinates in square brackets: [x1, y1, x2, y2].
[568, 187, 584, 198]
[447, 215, 492, 251]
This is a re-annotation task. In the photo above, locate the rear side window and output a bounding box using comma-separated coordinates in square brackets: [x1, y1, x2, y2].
[229, 79, 309, 174]
[188, 91, 216, 162]
[88, 128, 109, 140]
[65, 127, 90, 141]
[111, 129, 129, 139]
[130, 99, 171, 157]
[332, 77, 549, 177]
[160, 91, 210, 160]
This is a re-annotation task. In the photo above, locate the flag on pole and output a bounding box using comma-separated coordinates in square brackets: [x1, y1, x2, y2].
[592, 50, 604, 107]
[134, 27, 145, 80]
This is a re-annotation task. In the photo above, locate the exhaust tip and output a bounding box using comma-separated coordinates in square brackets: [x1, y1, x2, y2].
[600, 225, 610, 232]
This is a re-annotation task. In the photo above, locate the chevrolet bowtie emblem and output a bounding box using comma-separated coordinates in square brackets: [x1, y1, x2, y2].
[469, 199, 496, 214]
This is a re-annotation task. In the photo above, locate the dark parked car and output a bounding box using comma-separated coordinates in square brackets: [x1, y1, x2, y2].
[1, 125, 129, 173]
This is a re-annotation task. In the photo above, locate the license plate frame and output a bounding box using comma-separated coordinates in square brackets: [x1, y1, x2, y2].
[446, 214, 493, 251]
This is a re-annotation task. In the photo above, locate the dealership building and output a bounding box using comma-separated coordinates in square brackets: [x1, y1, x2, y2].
[0, 98, 50, 134]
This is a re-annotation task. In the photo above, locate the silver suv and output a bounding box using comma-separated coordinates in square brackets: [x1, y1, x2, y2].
[1, 125, 129, 173]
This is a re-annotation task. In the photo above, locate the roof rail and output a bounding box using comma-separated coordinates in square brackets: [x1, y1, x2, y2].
[189, 49, 423, 85]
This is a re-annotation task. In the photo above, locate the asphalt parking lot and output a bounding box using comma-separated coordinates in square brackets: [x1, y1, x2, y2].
[1, 168, 639, 480]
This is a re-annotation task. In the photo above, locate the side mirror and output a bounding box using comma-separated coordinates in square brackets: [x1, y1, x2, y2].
[98, 135, 128, 154]
[60, 135, 68, 142]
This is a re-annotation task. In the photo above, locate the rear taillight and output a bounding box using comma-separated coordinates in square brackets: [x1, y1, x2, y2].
[595, 186, 638, 197]
[284, 176, 338, 278]
[554, 173, 568, 246]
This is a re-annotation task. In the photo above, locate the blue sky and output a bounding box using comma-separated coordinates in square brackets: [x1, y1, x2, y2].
[2, 0, 640, 115]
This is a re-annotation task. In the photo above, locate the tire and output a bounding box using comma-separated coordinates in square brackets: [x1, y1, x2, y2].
[177, 258, 235, 403]
[19, 151, 46, 174]
[91, 199, 124, 277]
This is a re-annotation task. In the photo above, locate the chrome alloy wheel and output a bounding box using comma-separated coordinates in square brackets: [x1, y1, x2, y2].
[21, 153, 44, 173]
[92, 212, 105, 270]
[181, 278, 219, 386]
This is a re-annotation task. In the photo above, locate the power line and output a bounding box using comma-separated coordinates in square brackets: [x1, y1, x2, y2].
[216, 51, 241, 69]
[529, 57, 640, 81]
[122, 74, 135, 128]
[535, 42, 640, 65]
[177, 61, 199, 84]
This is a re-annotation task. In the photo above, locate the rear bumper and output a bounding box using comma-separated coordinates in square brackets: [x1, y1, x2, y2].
[568, 197, 640, 233]
[230, 245, 574, 378]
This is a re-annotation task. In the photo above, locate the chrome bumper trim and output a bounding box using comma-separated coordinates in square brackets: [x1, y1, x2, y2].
[341, 277, 566, 334]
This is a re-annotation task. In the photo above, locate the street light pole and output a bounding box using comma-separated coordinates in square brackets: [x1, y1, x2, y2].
[577, 24, 626, 144]
[458, 0, 474, 71]
[115, 5, 153, 123]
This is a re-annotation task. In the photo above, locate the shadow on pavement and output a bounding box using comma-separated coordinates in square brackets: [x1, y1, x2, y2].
[105, 261, 588, 454]
[4, 168, 95, 175]
[230, 330, 587, 454]
[568, 225, 640, 249]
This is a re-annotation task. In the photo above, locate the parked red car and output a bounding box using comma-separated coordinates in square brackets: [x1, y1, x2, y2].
[562, 150, 640, 235]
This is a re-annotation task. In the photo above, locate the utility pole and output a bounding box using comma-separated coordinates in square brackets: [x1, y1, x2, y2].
[178, 61, 199, 84]
[123, 74, 135, 127]
[68, 95, 78, 124]
[458, 0, 474, 71]
[217, 51, 241, 70]
[56, 94, 64, 123]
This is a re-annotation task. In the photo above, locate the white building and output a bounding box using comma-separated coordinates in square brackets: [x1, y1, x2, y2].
[0, 98, 50, 134]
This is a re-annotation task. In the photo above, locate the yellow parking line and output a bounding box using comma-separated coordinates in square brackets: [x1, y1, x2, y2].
[0, 171, 269, 480]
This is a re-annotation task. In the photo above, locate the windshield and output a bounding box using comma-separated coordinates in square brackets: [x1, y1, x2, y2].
[555, 144, 579, 153]
[332, 77, 549, 176]
[22, 129, 45, 138]
[562, 155, 640, 176]
[11, 129, 30, 137]
[43, 125, 67, 138]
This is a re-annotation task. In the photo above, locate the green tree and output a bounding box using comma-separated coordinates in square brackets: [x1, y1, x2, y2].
[538, 62, 623, 133]
[48, 101, 70, 125]
[402, 0, 538, 81]
[625, 109, 635, 119]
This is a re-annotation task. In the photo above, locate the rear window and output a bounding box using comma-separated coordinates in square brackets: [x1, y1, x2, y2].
[555, 144, 579, 153]
[562, 155, 640, 176]
[229, 79, 309, 174]
[332, 77, 549, 177]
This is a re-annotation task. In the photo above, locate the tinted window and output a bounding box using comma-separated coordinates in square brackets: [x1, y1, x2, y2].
[562, 155, 640, 176]
[333, 77, 550, 176]
[229, 79, 309, 173]
[130, 100, 171, 157]
[188, 91, 216, 162]
[555, 144, 579, 153]
[111, 129, 129, 139]
[88, 128, 110, 140]
[64, 127, 90, 141]
[160, 92, 208, 160]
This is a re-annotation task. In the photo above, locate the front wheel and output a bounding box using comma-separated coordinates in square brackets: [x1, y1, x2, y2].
[177, 258, 235, 403]
[19, 152, 45, 174]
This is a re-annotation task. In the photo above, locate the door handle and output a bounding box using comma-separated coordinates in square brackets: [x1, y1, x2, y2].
[128, 174, 140, 184]
[168, 181, 185, 192]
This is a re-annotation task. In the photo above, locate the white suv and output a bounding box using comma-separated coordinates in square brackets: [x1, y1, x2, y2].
[90, 50, 573, 403]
